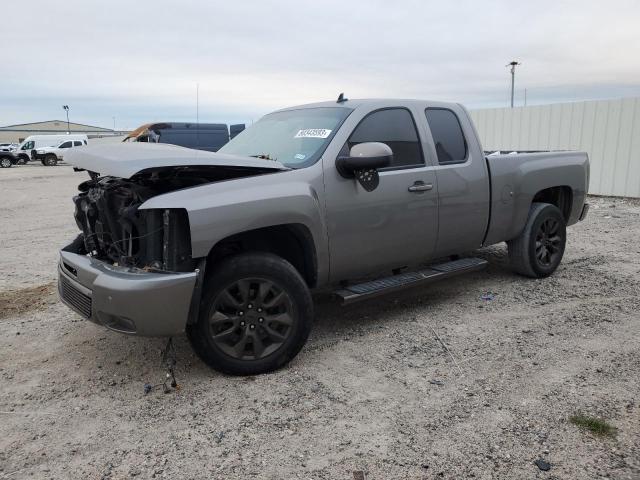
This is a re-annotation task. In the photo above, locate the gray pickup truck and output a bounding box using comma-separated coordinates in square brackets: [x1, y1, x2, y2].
[59, 98, 589, 375]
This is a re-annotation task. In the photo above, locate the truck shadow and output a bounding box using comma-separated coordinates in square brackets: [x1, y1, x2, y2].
[78, 245, 515, 381]
[311, 245, 512, 331]
[179, 245, 514, 377]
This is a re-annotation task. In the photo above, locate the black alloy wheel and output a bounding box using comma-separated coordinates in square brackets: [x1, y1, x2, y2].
[209, 278, 294, 360]
[187, 252, 314, 375]
[535, 217, 563, 267]
[508, 202, 567, 278]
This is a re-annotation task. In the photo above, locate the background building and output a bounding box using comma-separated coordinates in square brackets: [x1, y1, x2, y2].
[0, 120, 118, 143]
[470, 97, 640, 198]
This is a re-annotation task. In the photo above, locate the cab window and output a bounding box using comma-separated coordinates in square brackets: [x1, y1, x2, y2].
[59, 141, 72, 148]
[22, 141, 34, 150]
[347, 108, 424, 169]
[73, 141, 83, 146]
[424, 108, 468, 164]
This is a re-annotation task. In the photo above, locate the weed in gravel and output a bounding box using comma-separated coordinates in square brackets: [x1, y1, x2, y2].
[569, 413, 617, 438]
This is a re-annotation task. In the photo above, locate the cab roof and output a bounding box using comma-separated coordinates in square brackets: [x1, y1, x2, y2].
[274, 98, 461, 113]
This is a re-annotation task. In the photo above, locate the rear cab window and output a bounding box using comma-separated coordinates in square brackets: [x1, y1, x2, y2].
[424, 108, 468, 164]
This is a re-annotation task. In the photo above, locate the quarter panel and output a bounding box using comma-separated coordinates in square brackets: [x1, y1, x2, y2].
[484, 151, 589, 245]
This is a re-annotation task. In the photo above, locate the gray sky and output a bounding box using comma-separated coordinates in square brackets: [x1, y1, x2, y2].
[3, 0, 639, 130]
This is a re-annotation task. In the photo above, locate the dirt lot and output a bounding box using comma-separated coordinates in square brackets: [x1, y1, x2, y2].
[1, 164, 639, 479]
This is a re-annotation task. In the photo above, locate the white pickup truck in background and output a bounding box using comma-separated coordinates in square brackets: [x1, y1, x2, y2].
[14, 134, 88, 165]
[33, 138, 88, 166]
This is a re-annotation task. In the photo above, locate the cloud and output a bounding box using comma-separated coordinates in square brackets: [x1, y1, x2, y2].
[2, 0, 639, 128]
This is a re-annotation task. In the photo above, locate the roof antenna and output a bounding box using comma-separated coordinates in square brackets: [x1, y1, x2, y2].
[336, 93, 348, 103]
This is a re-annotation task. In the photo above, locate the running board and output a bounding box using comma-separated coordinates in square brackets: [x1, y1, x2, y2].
[334, 257, 488, 305]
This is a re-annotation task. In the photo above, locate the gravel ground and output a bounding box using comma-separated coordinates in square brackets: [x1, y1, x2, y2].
[1, 164, 639, 479]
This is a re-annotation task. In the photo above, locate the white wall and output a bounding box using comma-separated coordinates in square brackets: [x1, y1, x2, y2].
[469, 98, 640, 198]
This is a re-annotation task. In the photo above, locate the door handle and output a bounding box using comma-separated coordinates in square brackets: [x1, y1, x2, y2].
[408, 181, 433, 192]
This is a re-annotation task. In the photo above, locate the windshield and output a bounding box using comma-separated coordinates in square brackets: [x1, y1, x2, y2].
[219, 107, 352, 168]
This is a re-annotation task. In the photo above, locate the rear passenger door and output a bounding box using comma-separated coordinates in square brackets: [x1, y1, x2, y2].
[424, 107, 490, 256]
[324, 107, 439, 281]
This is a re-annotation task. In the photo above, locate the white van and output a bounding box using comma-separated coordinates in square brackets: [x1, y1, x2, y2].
[15, 134, 89, 164]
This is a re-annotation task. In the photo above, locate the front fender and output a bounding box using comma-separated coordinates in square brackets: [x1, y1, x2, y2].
[139, 167, 329, 284]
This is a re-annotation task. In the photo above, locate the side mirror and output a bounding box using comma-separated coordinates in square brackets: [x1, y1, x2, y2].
[336, 142, 392, 192]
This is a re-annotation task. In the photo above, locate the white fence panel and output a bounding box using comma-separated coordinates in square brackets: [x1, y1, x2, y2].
[469, 97, 640, 197]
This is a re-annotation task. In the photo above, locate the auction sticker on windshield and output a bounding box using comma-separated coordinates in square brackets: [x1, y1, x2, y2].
[294, 129, 332, 139]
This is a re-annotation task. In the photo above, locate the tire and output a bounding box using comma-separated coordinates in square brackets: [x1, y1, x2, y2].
[18, 154, 29, 164]
[508, 202, 567, 278]
[187, 252, 313, 375]
[44, 154, 58, 166]
[0, 157, 12, 168]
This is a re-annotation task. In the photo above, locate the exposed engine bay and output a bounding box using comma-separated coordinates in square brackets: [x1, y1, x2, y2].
[72, 165, 277, 272]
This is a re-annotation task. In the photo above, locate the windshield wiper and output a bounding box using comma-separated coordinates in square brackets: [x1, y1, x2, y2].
[249, 154, 277, 161]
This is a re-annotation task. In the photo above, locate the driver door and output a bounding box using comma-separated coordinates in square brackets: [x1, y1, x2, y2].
[323, 107, 439, 282]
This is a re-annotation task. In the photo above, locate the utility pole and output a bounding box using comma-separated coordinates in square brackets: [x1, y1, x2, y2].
[62, 105, 70, 133]
[524, 88, 527, 107]
[506, 61, 520, 108]
[113, 116, 116, 131]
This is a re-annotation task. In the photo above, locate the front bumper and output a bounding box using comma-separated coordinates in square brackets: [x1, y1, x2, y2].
[58, 250, 198, 336]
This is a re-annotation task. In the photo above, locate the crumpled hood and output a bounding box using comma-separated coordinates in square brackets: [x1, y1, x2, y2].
[64, 143, 287, 178]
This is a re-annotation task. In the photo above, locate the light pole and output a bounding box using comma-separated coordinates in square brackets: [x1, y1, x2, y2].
[506, 61, 520, 108]
[62, 105, 70, 133]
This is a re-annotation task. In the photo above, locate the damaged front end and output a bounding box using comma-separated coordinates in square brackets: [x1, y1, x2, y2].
[72, 172, 195, 273]
[58, 144, 287, 336]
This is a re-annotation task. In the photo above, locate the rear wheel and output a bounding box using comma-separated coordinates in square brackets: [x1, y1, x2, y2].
[508, 202, 566, 278]
[0, 157, 12, 168]
[44, 154, 57, 166]
[187, 252, 313, 375]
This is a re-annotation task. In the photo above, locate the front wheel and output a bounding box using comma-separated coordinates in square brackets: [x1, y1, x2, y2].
[187, 252, 313, 375]
[44, 154, 58, 166]
[508, 202, 567, 278]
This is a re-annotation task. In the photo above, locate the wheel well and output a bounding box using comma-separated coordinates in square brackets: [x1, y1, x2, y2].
[532, 186, 572, 221]
[207, 224, 318, 287]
